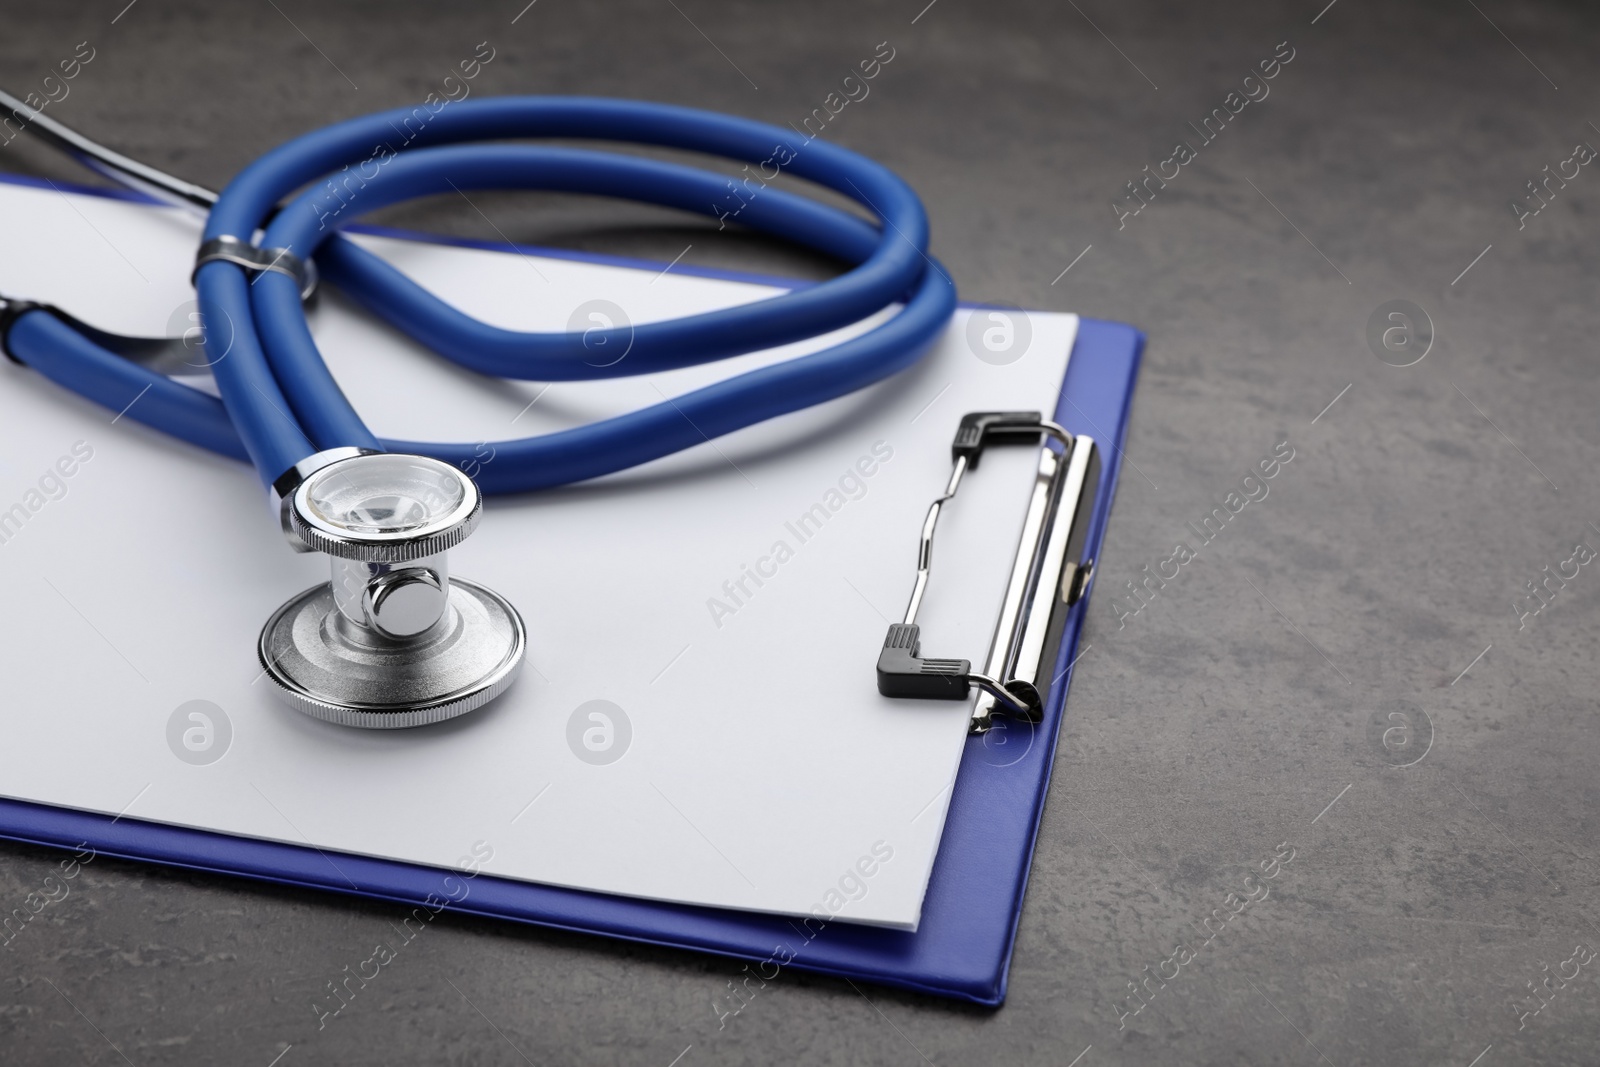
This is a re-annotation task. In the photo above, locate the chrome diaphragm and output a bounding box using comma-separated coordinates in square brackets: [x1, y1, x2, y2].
[258, 450, 526, 729]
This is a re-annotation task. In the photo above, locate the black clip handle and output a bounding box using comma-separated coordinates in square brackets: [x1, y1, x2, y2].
[876, 623, 970, 700]
[952, 411, 1046, 470]
[876, 623, 1043, 720]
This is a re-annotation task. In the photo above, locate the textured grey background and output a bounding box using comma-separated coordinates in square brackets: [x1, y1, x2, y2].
[2, 0, 1598, 1064]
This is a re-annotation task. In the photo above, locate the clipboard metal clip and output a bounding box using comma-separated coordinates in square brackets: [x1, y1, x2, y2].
[876, 411, 1100, 734]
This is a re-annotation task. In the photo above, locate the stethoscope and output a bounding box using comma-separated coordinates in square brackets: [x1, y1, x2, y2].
[0, 92, 954, 728]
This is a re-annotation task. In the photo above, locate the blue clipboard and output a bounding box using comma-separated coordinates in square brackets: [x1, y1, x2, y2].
[0, 179, 1143, 1005]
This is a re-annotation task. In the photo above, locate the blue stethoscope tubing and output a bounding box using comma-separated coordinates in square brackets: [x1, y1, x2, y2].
[7, 96, 955, 494]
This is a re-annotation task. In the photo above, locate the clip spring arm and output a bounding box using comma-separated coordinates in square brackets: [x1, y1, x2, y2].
[901, 413, 1070, 627]
[902, 453, 967, 625]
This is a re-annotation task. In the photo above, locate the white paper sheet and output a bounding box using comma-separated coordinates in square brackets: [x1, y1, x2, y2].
[0, 179, 1075, 928]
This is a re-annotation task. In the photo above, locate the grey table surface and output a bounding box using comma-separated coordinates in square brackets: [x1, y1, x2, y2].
[2, 0, 1598, 1064]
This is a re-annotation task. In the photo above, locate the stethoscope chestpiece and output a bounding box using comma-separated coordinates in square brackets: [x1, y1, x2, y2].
[258, 450, 526, 729]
